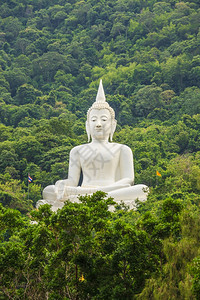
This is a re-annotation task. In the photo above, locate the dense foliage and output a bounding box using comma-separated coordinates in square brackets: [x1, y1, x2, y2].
[1, 0, 200, 298]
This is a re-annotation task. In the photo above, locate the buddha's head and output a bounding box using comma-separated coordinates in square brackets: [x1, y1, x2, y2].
[86, 80, 117, 142]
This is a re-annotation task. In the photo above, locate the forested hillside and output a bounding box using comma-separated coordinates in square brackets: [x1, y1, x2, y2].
[1, 0, 200, 298]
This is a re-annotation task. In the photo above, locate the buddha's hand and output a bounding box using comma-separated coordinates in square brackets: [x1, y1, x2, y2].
[102, 183, 131, 192]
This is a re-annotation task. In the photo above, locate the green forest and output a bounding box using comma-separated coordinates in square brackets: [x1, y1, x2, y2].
[1, 0, 200, 298]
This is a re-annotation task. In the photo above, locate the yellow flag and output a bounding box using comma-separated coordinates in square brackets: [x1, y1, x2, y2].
[156, 170, 162, 177]
[79, 274, 85, 282]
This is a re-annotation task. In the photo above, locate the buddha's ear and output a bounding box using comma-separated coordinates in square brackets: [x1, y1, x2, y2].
[86, 121, 91, 142]
[110, 119, 117, 141]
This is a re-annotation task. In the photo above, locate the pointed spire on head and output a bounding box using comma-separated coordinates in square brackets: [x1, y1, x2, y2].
[96, 79, 106, 103]
[87, 79, 115, 120]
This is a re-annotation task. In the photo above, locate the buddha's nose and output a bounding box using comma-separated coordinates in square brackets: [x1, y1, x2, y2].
[96, 121, 102, 127]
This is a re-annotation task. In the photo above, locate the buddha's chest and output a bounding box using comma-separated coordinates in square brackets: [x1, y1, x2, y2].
[79, 144, 121, 172]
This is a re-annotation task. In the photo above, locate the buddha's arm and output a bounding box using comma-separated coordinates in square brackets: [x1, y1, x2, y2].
[118, 145, 134, 184]
[87, 145, 135, 193]
[56, 147, 81, 199]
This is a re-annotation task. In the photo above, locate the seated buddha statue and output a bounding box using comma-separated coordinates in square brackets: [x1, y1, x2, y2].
[36, 80, 149, 211]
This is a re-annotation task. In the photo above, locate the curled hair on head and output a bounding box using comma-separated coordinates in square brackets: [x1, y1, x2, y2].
[87, 102, 115, 120]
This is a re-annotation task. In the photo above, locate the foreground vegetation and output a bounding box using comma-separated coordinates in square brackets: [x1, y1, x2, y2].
[1, 192, 200, 299]
[1, 0, 200, 298]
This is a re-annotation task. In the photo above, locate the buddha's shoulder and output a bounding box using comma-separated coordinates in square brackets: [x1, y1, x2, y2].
[111, 143, 132, 151]
[69, 144, 91, 154]
[106, 143, 132, 156]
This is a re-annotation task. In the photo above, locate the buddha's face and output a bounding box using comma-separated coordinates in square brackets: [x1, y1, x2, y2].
[88, 108, 112, 141]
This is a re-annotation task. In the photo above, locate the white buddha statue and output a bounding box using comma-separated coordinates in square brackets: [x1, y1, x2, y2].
[36, 80, 149, 211]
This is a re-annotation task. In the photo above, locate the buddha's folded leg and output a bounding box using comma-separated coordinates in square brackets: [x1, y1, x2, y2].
[107, 184, 149, 201]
